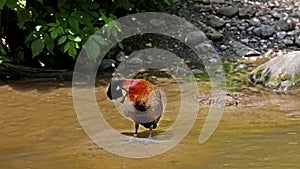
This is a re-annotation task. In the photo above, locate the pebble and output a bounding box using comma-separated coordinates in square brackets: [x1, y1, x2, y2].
[277, 31, 287, 39]
[181, 0, 300, 58]
[283, 38, 294, 45]
[241, 38, 249, 43]
[218, 5, 239, 17]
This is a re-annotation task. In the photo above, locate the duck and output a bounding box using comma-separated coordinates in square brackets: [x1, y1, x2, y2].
[107, 79, 163, 138]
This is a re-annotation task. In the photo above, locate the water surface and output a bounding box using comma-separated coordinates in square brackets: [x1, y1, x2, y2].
[0, 79, 300, 169]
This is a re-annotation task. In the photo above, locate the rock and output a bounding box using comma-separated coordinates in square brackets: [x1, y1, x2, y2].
[295, 31, 300, 47]
[99, 59, 116, 70]
[236, 63, 247, 70]
[283, 38, 294, 45]
[207, 15, 225, 28]
[250, 51, 300, 90]
[241, 38, 249, 43]
[253, 25, 274, 38]
[238, 6, 255, 18]
[270, 11, 289, 19]
[218, 6, 239, 17]
[228, 38, 261, 57]
[275, 18, 296, 31]
[276, 31, 287, 39]
[204, 27, 224, 41]
[290, 10, 300, 18]
[185, 31, 208, 45]
[194, 42, 219, 62]
[220, 45, 227, 50]
[249, 18, 261, 26]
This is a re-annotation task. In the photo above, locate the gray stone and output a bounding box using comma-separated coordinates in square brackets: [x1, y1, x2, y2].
[275, 18, 296, 31]
[192, 69, 203, 74]
[283, 38, 294, 45]
[228, 38, 261, 57]
[290, 10, 300, 18]
[207, 15, 225, 28]
[250, 51, 300, 90]
[270, 11, 289, 19]
[185, 31, 208, 45]
[241, 38, 249, 43]
[218, 6, 239, 17]
[276, 31, 287, 39]
[236, 64, 247, 70]
[238, 6, 255, 18]
[253, 25, 274, 38]
[249, 18, 261, 26]
[204, 27, 224, 41]
[295, 31, 300, 47]
[220, 45, 227, 50]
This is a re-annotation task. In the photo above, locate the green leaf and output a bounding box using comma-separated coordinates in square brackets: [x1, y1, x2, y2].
[63, 42, 70, 53]
[25, 32, 36, 43]
[0, 56, 11, 63]
[31, 39, 45, 58]
[58, 36, 67, 45]
[92, 35, 107, 45]
[57, 26, 64, 35]
[0, 0, 6, 10]
[48, 23, 57, 27]
[118, 43, 124, 50]
[50, 31, 58, 39]
[44, 34, 54, 52]
[67, 35, 75, 41]
[68, 46, 77, 59]
[58, 0, 67, 9]
[84, 40, 100, 60]
[6, 0, 17, 9]
[145, 42, 152, 47]
[68, 17, 79, 33]
[56, 19, 60, 25]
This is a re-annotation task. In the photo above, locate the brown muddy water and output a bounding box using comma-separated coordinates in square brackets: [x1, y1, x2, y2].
[0, 78, 300, 169]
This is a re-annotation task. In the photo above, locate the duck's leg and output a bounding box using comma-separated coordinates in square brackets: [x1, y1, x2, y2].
[133, 123, 139, 137]
[149, 124, 153, 138]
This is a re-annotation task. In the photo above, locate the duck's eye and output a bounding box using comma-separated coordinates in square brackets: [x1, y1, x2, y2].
[116, 86, 121, 91]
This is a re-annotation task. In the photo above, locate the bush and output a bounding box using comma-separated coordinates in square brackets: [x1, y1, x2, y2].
[0, 0, 187, 69]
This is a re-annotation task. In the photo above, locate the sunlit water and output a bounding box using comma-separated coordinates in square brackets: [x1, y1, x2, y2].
[0, 79, 300, 169]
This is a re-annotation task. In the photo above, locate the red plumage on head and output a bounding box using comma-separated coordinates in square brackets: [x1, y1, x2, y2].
[120, 79, 155, 104]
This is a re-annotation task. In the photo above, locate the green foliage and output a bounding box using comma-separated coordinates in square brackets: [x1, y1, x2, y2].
[0, 0, 188, 68]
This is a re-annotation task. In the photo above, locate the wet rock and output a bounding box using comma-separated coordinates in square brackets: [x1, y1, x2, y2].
[250, 51, 300, 91]
[207, 15, 225, 28]
[218, 6, 239, 17]
[253, 25, 274, 38]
